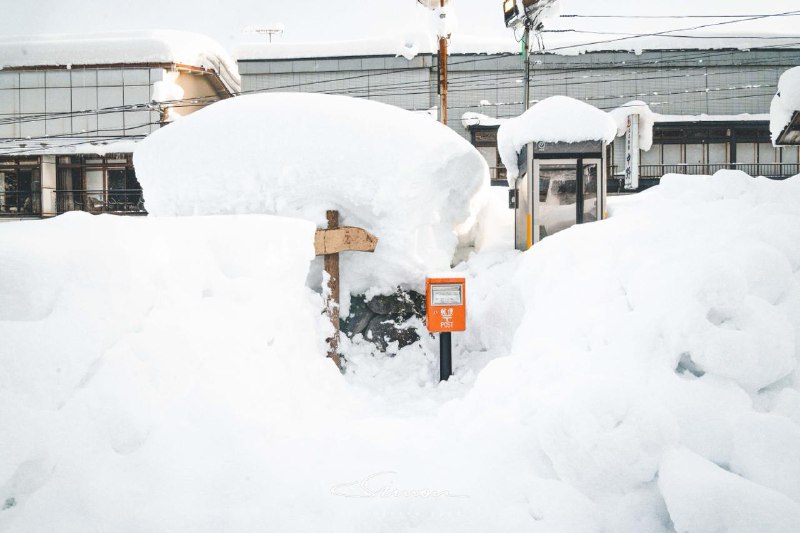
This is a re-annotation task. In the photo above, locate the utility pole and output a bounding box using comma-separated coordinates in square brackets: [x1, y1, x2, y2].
[438, 0, 448, 125]
[523, 18, 531, 112]
[503, 1, 559, 110]
[418, 0, 450, 125]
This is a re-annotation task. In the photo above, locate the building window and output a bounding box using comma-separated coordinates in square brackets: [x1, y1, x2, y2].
[470, 126, 507, 185]
[0, 158, 41, 216]
[56, 155, 145, 215]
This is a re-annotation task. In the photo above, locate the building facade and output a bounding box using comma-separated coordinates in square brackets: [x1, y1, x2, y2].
[0, 31, 240, 219]
[237, 45, 800, 188]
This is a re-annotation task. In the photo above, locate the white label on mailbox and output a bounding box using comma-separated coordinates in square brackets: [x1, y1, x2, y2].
[431, 284, 462, 306]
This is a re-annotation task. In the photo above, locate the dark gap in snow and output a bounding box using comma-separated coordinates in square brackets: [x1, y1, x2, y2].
[676, 353, 705, 378]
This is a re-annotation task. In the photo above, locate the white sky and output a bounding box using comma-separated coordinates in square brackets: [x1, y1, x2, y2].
[2, 0, 798, 49]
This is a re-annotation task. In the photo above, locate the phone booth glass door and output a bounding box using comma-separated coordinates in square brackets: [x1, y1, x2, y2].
[535, 159, 602, 239]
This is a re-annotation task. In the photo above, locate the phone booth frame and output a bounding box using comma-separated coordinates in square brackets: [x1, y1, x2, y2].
[512, 140, 609, 251]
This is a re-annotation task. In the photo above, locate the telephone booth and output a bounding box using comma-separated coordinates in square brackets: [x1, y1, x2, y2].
[512, 140, 608, 251]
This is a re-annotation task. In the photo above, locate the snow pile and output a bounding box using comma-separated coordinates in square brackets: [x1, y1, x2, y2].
[346, 169, 800, 530]
[660, 448, 800, 533]
[463, 169, 800, 530]
[0, 212, 355, 532]
[134, 92, 489, 294]
[0, 31, 239, 92]
[2, 170, 800, 531]
[609, 100, 655, 151]
[771, 66, 800, 144]
[473, 187, 515, 253]
[497, 96, 617, 181]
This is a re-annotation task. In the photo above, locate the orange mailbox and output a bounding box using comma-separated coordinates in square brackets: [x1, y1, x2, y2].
[425, 274, 466, 333]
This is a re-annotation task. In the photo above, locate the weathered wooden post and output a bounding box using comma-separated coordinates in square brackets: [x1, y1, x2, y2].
[315, 210, 378, 369]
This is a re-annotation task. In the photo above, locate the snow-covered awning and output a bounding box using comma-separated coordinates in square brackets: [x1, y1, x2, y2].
[461, 112, 507, 129]
[0, 31, 240, 93]
[0, 139, 141, 157]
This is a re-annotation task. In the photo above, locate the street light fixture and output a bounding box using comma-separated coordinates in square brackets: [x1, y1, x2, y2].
[503, 0, 558, 29]
[502, 0, 558, 114]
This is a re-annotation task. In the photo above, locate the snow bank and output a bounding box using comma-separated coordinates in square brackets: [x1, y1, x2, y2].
[134, 92, 489, 294]
[449, 169, 800, 529]
[771, 66, 800, 144]
[0, 213, 355, 531]
[0, 31, 239, 92]
[3, 169, 800, 532]
[660, 448, 800, 533]
[497, 96, 616, 181]
[609, 100, 655, 151]
[343, 168, 800, 530]
[473, 187, 515, 253]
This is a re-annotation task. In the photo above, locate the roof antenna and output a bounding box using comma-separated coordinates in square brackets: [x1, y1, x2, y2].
[243, 24, 285, 43]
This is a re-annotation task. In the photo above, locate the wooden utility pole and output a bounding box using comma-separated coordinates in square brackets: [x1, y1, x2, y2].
[315, 210, 378, 369]
[438, 0, 448, 125]
[523, 19, 531, 112]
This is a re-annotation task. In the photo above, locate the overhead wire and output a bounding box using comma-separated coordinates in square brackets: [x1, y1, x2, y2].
[1, 36, 799, 127]
[1, 12, 800, 144]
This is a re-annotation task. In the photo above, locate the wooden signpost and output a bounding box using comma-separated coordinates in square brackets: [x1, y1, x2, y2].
[315, 210, 378, 369]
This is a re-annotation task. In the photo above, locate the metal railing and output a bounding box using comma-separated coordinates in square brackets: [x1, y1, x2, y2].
[631, 163, 800, 179]
[0, 191, 39, 216]
[612, 163, 800, 181]
[56, 189, 146, 215]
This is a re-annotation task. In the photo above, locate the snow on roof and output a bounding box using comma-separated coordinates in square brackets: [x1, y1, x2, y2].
[653, 113, 771, 123]
[0, 139, 142, 157]
[236, 35, 430, 61]
[461, 112, 507, 129]
[234, 27, 800, 61]
[235, 32, 800, 61]
[497, 96, 616, 181]
[134, 92, 489, 294]
[0, 31, 240, 92]
[771, 66, 800, 144]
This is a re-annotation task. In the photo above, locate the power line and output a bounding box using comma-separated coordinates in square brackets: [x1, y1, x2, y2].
[1, 38, 798, 133]
[544, 10, 800, 52]
[2, 38, 798, 127]
[542, 29, 800, 40]
[560, 13, 800, 19]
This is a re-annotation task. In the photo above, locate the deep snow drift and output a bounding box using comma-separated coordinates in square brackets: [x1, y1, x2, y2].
[134, 93, 489, 295]
[2, 170, 800, 532]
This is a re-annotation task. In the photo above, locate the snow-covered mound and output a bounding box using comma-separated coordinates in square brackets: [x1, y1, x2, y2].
[2, 171, 800, 532]
[498, 96, 617, 181]
[0, 213, 349, 531]
[771, 67, 800, 144]
[134, 93, 489, 294]
[456, 170, 800, 531]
